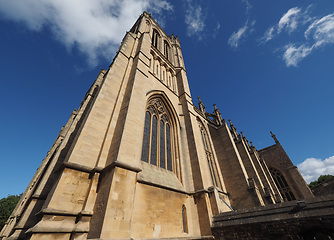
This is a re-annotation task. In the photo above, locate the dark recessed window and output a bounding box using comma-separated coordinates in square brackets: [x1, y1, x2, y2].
[152, 29, 160, 48]
[164, 40, 170, 60]
[182, 205, 188, 233]
[270, 168, 296, 201]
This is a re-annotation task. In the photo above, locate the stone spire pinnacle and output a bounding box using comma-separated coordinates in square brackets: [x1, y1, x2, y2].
[198, 96, 206, 113]
[241, 131, 251, 150]
[213, 103, 223, 125]
[270, 131, 279, 144]
[250, 141, 255, 149]
[229, 119, 239, 140]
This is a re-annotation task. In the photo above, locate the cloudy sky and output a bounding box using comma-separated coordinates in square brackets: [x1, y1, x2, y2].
[0, 0, 333, 198]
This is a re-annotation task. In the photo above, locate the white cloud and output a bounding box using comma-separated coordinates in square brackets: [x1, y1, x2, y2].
[260, 6, 310, 44]
[228, 25, 248, 49]
[228, 20, 255, 49]
[305, 13, 334, 47]
[260, 5, 334, 67]
[283, 13, 334, 67]
[260, 26, 275, 43]
[298, 156, 334, 183]
[242, 0, 252, 14]
[212, 22, 221, 38]
[277, 7, 301, 33]
[185, 0, 205, 37]
[282, 44, 313, 67]
[0, 0, 172, 66]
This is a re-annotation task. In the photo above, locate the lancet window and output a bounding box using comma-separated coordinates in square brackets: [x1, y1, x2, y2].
[198, 121, 220, 188]
[164, 40, 170, 60]
[270, 168, 296, 201]
[141, 98, 174, 171]
[152, 29, 160, 48]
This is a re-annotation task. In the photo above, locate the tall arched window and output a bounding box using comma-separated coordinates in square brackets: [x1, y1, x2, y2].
[198, 121, 221, 188]
[152, 29, 160, 48]
[141, 97, 174, 171]
[269, 168, 296, 201]
[164, 40, 170, 60]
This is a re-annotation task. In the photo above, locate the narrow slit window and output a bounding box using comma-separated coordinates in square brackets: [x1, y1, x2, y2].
[182, 205, 188, 233]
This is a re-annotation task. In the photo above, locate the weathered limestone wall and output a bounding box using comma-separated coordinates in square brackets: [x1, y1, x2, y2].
[209, 123, 260, 210]
[131, 183, 200, 238]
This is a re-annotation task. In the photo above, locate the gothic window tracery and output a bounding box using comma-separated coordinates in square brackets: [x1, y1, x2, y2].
[141, 98, 174, 171]
[198, 121, 221, 188]
[270, 168, 296, 201]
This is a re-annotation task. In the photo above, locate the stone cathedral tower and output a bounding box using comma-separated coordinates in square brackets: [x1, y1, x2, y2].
[1, 12, 316, 240]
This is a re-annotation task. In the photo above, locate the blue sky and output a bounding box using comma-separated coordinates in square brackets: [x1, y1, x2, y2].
[0, 0, 333, 199]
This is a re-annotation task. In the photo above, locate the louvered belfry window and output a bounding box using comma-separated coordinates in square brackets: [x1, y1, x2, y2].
[141, 98, 173, 171]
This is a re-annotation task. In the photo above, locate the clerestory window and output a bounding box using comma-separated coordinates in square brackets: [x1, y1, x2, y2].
[198, 121, 221, 188]
[270, 168, 296, 201]
[141, 98, 173, 171]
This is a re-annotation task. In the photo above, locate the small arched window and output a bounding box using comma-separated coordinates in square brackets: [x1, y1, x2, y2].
[164, 40, 170, 60]
[270, 168, 296, 201]
[141, 98, 174, 171]
[182, 205, 188, 233]
[156, 64, 159, 76]
[198, 121, 221, 188]
[152, 29, 160, 48]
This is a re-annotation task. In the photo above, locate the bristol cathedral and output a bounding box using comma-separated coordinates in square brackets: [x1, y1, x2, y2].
[1, 12, 334, 240]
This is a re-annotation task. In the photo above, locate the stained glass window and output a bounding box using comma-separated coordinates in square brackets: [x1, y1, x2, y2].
[140, 98, 175, 172]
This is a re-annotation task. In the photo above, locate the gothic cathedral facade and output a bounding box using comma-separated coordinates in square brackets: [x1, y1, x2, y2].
[1, 12, 314, 240]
